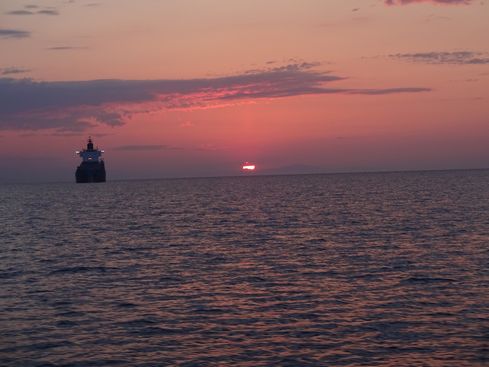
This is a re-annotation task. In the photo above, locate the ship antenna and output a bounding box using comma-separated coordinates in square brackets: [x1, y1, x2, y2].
[87, 136, 94, 150]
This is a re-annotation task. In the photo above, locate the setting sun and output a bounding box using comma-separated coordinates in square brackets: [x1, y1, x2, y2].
[242, 163, 256, 171]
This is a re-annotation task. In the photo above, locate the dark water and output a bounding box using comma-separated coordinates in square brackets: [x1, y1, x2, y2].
[1, 170, 488, 366]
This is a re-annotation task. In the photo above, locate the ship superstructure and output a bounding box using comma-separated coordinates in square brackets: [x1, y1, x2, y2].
[75, 137, 106, 183]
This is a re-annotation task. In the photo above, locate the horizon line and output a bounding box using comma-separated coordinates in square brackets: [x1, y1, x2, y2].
[1, 166, 488, 185]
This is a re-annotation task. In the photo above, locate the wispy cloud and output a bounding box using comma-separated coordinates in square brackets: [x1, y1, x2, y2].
[1, 67, 31, 75]
[0, 63, 430, 132]
[47, 46, 87, 51]
[347, 87, 431, 95]
[6, 10, 34, 15]
[37, 9, 59, 15]
[0, 29, 30, 39]
[385, 0, 473, 5]
[5, 8, 59, 15]
[390, 51, 489, 64]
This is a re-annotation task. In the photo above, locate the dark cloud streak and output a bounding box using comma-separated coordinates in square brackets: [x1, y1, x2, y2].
[5, 8, 59, 15]
[37, 9, 59, 15]
[390, 51, 489, 64]
[1, 67, 31, 75]
[0, 29, 30, 39]
[6, 10, 34, 15]
[0, 64, 431, 132]
[347, 87, 431, 95]
[47, 46, 87, 50]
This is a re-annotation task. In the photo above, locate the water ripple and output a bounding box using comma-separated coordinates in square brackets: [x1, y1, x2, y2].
[1, 170, 488, 366]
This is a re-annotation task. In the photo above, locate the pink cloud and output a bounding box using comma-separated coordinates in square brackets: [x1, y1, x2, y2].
[385, 0, 473, 5]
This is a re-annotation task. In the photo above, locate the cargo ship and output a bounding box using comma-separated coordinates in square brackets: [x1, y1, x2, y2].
[75, 137, 106, 183]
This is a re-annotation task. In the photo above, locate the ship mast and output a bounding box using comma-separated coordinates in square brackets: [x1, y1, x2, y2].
[77, 136, 104, 162]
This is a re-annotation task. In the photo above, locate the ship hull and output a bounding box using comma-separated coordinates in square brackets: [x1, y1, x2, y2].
[75, 161, 106, 183]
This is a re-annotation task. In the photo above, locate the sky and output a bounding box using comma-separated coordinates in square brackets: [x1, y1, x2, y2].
[0, 0, 488, 182]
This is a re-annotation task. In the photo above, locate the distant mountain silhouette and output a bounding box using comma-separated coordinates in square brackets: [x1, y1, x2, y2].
[260, 164, 325, 176]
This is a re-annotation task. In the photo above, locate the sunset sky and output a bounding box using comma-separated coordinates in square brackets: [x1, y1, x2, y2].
[1, 0, 488, 182]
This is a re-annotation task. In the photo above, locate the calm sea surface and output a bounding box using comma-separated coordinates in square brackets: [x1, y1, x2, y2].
[1, 170, 488, 366]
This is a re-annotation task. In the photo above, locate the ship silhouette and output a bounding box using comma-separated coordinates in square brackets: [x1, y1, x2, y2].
[75, 137, 106, 183]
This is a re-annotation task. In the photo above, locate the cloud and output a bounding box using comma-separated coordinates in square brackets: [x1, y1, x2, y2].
[0, 63, 430, 132]
[347, 87, 431, 94]
[37, 9, 59, 15]
[385, 0, 473, 5]
[47, 46, 87, 51]
[6, 10, 34, 15]
[0, 29, 30, 39]
[114, 144, 181, 151]
[1, 67, 31, 75]
[5, 8, 59, 16]
[390, 51, 489, 64]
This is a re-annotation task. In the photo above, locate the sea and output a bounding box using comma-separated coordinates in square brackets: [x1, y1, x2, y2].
[1, 170, 488, 366]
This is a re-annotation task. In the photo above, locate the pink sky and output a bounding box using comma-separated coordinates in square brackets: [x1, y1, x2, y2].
[0, 0, 488, 182]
